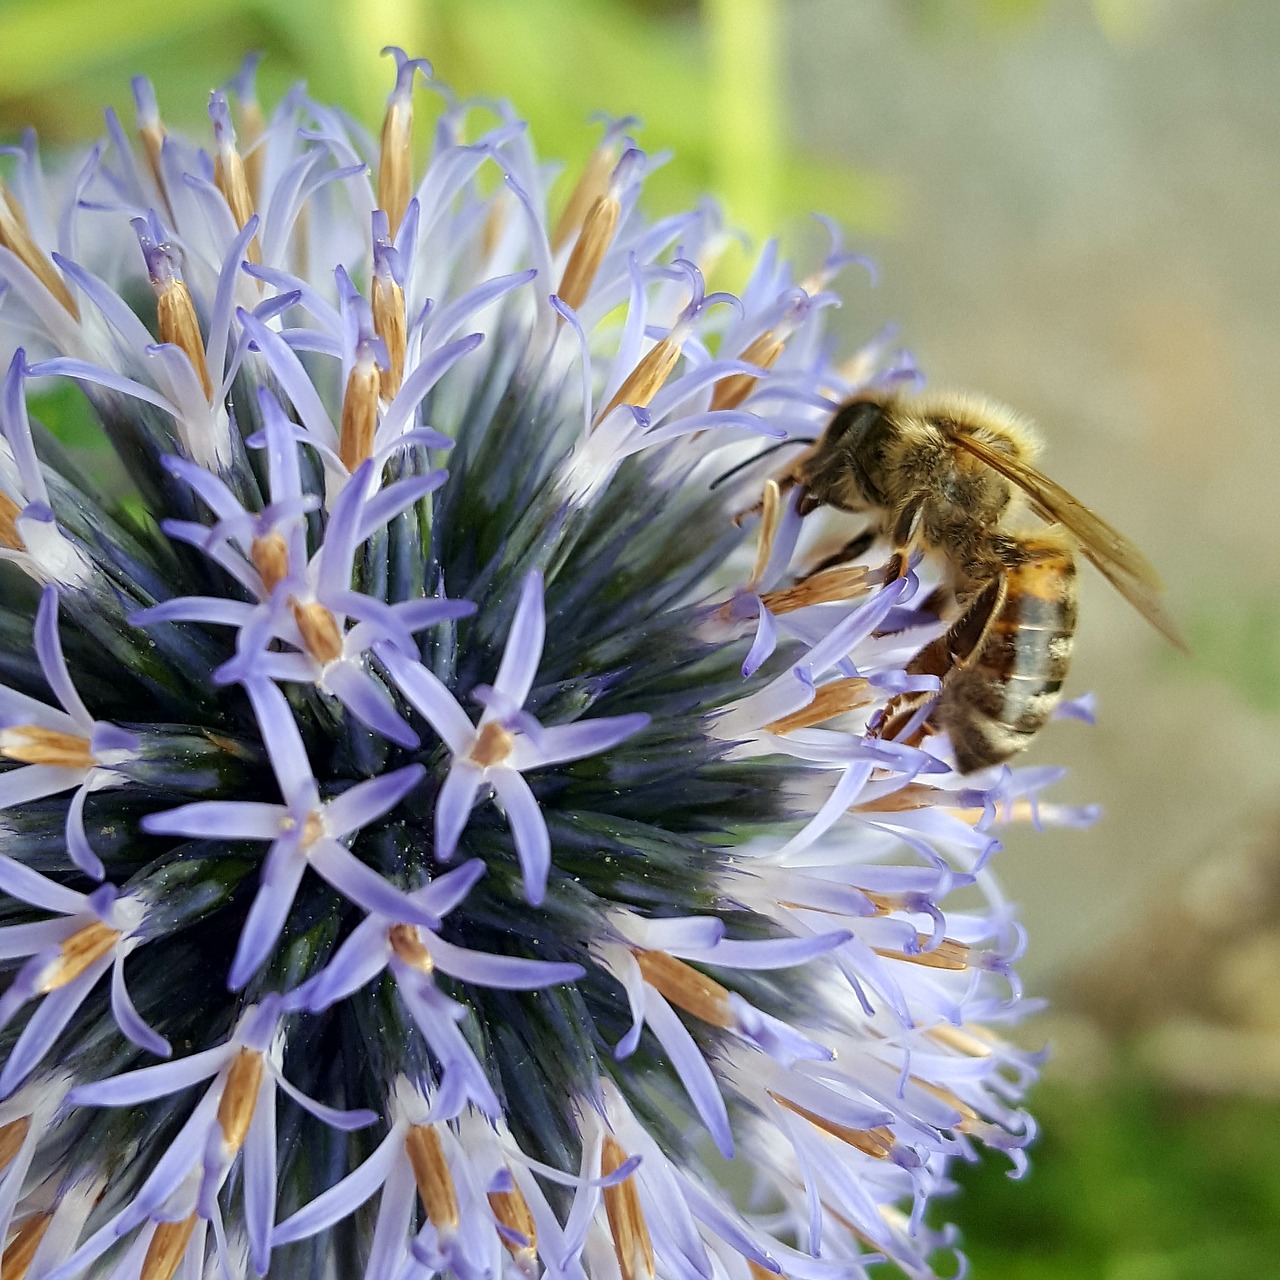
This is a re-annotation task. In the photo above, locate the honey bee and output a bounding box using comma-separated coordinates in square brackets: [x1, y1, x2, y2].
[746, 390, 1186, 771]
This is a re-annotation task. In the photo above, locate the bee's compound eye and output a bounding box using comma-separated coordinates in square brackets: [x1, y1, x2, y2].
[826, 398, 885, 445]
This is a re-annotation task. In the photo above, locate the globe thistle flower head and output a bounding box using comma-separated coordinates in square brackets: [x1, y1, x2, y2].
[0, 49, 1085, 1280]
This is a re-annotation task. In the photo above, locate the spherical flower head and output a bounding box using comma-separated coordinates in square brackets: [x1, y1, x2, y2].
[0, 51, 1088, 1280]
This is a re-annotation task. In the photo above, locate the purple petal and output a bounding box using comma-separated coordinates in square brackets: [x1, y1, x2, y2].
[206, 215, 261, 390]
[417, 859, 486, 918]
[324, 662, 420, 749]
[377, 332, 484, 443]
[1, 352, 46, 505]
[68, 1044, 229, 1107]
[272, 1128, 401, 1246]
[65, 783, 106, 881]
[257, 388, 306, 516]
[691, 932, 853, 970]
[133, 596, 260, 628]
[314, 458, 374, 598]
[301, 916, 391, 1012]
[0, 763, 85, 810]
[363, 1149, 417, 1280]
[511, 712, 648, 771]
[141, 800, 285, 841]
[377, 644, 475, 753]
[0, 963, 105, 1097]
[613, 952, 647, 1060]
[426, 935, 583, 989]
[243, 1073, 277, 1276]
[434, 765, 483, 862]
[110, 953, 171, 1057]
[306, 840, 439, 928]
[273, 1071, 378, 1131]
[491, 769, 550, 905]
[228, 844, 307, 990]
[237, 308, 337, 449]
[742, 603, 777, 679]
[354, 470, 448, 545]
[26, 356, 178, 417]
[33, 588, 91, 725]
[644, 989, 733, 1158]
[395, 978, 501, 1117]
[245, 679, 319, 807]
[0, 919, 72, 960]
[325, 764, 425, 837]
[491, 570, 545, 709]
[0, 853, 86, 915]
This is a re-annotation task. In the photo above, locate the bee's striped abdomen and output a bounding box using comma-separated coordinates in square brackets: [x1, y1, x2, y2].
[937, 535, 1078, 772]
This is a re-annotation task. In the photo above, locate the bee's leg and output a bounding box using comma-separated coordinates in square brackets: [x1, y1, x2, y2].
[883, 499, 925, 582]
[798, 529, 876, 581]
[867, 635, 949, 743]
[733, 472, 798, 527]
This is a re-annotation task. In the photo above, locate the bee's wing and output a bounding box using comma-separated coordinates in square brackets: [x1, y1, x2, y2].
[943, 427, 1190, 651]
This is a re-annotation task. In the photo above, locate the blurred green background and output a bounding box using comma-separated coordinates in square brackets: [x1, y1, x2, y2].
[2, 0, 1278, 1274]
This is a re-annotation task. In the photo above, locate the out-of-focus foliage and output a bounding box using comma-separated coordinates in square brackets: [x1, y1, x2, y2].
[0, 0, 890, 254]
[1183, 599, 1280, 714]
[950, 1079, 1280, 1280]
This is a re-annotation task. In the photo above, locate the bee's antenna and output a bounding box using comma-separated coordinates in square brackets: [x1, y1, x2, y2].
[709, 438, 816, 491]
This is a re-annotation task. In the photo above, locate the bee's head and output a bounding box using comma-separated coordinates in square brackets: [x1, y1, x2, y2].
[801, 396, 896, 510]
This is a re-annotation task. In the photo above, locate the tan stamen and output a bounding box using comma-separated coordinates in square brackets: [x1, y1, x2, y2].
[630, 949, 734, 1029]
[250, 531, 289, 593]
[553, 140, 621, 252]
[378, 101, 414, 238]
[481, 192, 508, 262]
[760, 565, 873, 614]
[746, 480, 782, 591]
[141, 1215, 197, 1280]
[216, 1049, 263, 1154]
[290, 600, 344, 665]
[236, 103, 266, 208]
[301, 811, 326, 848]
[769, 1091, 895, 1159]
[557, 193, 619, 312]
[40, 921, 121, 993]
[389, 923, 435, 973]
[926, 1022, 995, 1059]
[214, 145, 255, 240]
[372, 275, 407, 399]
[0, 493, 20, 551]
[138, 122, 169, 212]
[0, 183, 77, 317]
[855, 785, 944, 816]
[0, 1118, 30, 1174]
[0, 726, 94, 770]
[469, 722, 515, 768]
[601, 1135, 654, 1280]
[747, 1261, 783, 1280]
[711, 331, 786, 413]
[338, 356, 381, 472]
[873, 936, 971, 971]
[950, 797, 1052, 826]
[764, 678, 872, 736]
[488, 1174, 538, 1270]
[2, 1212, 51, 1280]
[406, 1124, 460, 1231]
[154, 281, 213, 400]
[594, 333, 683, 427]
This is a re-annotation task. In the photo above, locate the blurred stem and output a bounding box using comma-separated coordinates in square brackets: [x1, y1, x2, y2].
[336, 0, 434, 124]
[703, 0, 781, 236]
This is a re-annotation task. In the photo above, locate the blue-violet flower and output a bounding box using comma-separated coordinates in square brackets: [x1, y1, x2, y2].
[0, 49, 1087, 1280]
